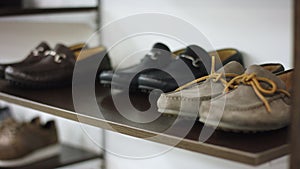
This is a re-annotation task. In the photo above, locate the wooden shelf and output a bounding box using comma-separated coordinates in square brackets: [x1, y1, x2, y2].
[0, 144, 100, 169]
[0, 7, 97, 17]
[0, 80, 289, 166]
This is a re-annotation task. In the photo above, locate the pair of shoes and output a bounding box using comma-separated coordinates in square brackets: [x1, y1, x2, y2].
[3, 42, 112, 88]
[0, 117, 59, 167]
[0, 42, 84, 79]
[158, 60, 292, 132]
[199, 66, 292, 132]
[99, 43, 244, 93]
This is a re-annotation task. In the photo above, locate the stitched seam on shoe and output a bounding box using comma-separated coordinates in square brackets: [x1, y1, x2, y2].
[164, 96, 200, 101]
[224, 95, 290, 111]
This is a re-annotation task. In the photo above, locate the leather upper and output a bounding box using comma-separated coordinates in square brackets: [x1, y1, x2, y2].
[6, 44, 75, 84]
[0, 118, 58, 160]
[100, 43, 175, 88]
[5, 44, 111, 88]
[138, 45, 244, 92]
[0, 42, 50, 78]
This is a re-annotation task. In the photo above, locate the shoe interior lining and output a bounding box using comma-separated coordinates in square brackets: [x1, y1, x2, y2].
[68, 43, 85, 52]
[277, 70, 293, 91]
[172, 48, 237, 61]
[172, 48, 185, 57]
[74, 46, 106, 61]
[261, 65, 282, 73]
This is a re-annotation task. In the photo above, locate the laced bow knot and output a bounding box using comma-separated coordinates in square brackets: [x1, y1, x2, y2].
[224, 73, 290, 113]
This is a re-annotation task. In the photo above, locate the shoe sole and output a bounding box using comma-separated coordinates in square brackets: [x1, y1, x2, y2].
[6, 74, 70, 89]
[158, 108, 199, 120]
[0, 144, 60, 167]
[199, 118, 286, 133]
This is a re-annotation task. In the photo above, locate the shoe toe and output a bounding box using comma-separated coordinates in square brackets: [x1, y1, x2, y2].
[138, 74, 178, 92]
[5, 66, 24, 79]
[157, 93, 181, 113]
[158, 92, 200, 118]
[199, 96, 291, 131]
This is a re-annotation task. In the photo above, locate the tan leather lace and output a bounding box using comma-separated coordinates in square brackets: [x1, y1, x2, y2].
[224, 73, 291, 113]
[175, 56, 238, 92]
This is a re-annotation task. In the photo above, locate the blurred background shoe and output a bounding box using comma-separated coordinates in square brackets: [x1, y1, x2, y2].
[5, 44, 111, 88]
[0, 42, 85, 79]
[0, 117, 59, 167]
[0, 106, 12, 123]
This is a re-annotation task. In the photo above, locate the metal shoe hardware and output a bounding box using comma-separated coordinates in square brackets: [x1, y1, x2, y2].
[146, 51, 161, 60]
[32, 47, 45, 56]
[179, 54, 201, 67]
[44, 50, 67, 63]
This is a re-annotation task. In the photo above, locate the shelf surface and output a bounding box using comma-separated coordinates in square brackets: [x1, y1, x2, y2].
[0, 7, 97, 17]
[0, 80, 289, 165]
[0, 144, 100, 169]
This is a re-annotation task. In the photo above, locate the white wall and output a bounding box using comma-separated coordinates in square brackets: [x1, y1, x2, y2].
[102, 0, 293, 69]
[0, 0, 293, 169]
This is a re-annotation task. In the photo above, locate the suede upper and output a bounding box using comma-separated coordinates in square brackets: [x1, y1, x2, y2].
[199, 65, 291, 131]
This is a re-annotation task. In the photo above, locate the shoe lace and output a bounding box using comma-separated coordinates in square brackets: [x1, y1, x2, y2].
[224, 73, 291, 113]
[44, 50, 67, 63]
[175, 56, 238, 92]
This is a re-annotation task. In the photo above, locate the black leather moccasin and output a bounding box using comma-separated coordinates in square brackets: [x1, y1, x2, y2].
[138, 45, 244, 93]
[99, 43, 184, 91]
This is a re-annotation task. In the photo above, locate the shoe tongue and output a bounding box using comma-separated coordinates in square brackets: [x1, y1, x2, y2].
[37, 41, 51, 51]
[54, 44, 75, 59]
[151, 43, 170, 52]
[245, 65, 285, 89]
[217, 61, 245, 74]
